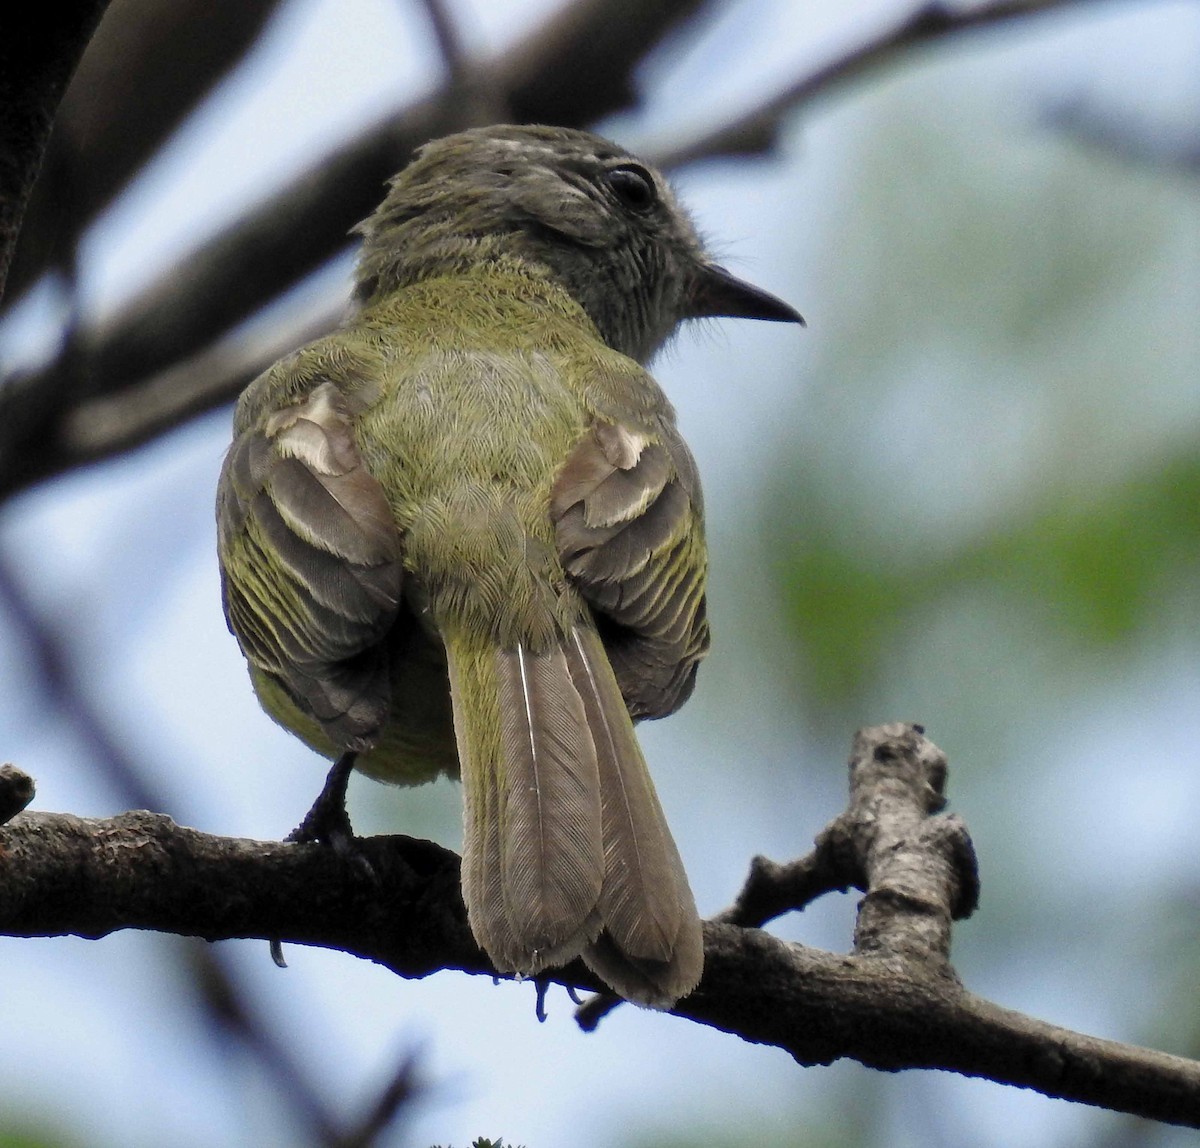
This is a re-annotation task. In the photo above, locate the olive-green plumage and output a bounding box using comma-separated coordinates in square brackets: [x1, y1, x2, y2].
[216, 125, 802, 1007]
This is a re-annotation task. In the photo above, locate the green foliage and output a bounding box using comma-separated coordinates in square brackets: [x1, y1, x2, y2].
[774, 446, 1200, 709]
[760, 76, 1199, 721]
[0, 1128, 77, 1148]
[974, 452, 1200, 641]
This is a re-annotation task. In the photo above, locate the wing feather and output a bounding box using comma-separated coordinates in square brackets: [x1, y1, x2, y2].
[567, 625, 703, 1005]
[551, 421, 710, 720]
[217, 380, 403, 749]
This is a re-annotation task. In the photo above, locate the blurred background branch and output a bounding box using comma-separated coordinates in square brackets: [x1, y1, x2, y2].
[0, 0, 1136, 500]
[0, 1, 112, 298]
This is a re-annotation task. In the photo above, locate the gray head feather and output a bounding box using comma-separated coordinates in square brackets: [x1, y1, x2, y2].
[354, 125, 714, 363]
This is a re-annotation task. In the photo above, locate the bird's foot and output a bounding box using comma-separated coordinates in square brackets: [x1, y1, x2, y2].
[530, 974, 586, 1022]
[286, 751, 366, 866]
[273, 751, 372, 969]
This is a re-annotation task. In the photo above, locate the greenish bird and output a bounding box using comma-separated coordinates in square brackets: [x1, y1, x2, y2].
[216, 124, 803, 1008]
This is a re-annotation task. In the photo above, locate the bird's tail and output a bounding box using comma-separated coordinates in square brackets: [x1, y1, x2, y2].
[444, 623, 703, 1008]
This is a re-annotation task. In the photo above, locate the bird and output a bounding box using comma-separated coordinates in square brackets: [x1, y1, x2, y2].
[216, 124, 803, 1008]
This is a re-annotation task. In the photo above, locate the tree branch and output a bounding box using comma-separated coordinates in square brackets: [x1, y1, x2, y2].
[4, 0, 282, 300]
[1, 725, 1196, 1128]
[57, 289, 349, 467]
[0, 0, 112, 302]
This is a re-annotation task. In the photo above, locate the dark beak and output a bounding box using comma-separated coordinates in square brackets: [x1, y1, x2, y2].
[689, 263, 805, 325]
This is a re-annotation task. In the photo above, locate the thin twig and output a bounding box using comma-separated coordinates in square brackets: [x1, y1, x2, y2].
[417, 0, 511, 130]
[341, 1052, 423, 1148]
[654, 0, 1129, 168]
[418, 0, 473, 86]
[714, 840, 859, 929]
[189, 944, 345, 1147]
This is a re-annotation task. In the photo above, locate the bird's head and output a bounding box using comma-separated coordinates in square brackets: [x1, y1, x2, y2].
[355, 124, 802, 362]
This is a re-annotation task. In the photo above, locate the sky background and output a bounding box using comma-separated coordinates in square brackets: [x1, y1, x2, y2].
[1, 1, 1199, 1146]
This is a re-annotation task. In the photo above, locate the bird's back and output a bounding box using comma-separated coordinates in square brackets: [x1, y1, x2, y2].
[353, 267, 673, 651]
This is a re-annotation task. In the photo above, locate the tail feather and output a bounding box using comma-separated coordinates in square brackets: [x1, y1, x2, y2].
[567, 626, 703, 1006]
[460, 742, 524, 970]
[445, 624, 703, 1006]
[581, 915, 703, 1010]
[494, 643, 604, 953]
[448, 633, 603, 973]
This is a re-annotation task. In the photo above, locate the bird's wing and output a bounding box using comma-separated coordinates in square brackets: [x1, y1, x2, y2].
[216, 380, 403, 749]
[551, 418, 710, 720]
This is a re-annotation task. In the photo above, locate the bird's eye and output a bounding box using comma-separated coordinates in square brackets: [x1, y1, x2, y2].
[605, 164, 657, 212]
